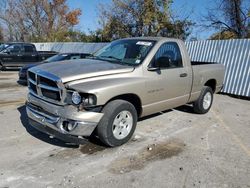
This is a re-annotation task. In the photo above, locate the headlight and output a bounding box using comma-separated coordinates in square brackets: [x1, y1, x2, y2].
[72, 91, 81, 105]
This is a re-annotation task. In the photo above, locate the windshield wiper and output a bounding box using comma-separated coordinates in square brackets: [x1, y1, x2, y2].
[87, 55, 135, 66]
[99, 55, 122, 61]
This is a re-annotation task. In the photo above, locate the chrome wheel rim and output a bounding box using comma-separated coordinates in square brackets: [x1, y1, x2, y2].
[112, 110, 133, 140]
[203, 92, 212, 110]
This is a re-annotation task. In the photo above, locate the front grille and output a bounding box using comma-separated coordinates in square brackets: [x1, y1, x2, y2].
[27, 70, 63, 103]
[40, 76, 58, 88]
[41, 88, 60, 101]
[28, 71, 36, 81]
[30, 82, 37, 94]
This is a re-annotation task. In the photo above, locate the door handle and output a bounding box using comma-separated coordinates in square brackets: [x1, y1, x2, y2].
[180, 73, 188, 77]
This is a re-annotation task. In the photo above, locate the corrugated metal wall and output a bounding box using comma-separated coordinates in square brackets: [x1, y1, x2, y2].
[33, 42, 107, 54]
[34, 39, 250, 97]
[185, 39, 250, 97]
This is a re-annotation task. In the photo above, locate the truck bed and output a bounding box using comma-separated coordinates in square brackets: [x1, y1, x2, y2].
[191, 61, 217, 65]
[190, 63, 225, 96]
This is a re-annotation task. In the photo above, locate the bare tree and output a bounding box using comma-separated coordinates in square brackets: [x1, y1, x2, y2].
[0, 0, 82, 42]
[203, 0, 250, 39]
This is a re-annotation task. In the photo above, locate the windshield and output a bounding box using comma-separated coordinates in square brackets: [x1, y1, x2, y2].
[0, 44, 10, 52]
[45, 54, 69, 63]
[93, 39, 155, 66]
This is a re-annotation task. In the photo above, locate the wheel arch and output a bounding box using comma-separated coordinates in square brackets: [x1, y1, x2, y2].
[204, 79, 217, 93]
[105, 93, 142, 117]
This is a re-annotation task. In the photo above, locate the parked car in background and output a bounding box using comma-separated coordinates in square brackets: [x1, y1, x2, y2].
[0, 42, 58, 70]
[26, 37, 225, 147]
[0, 43, 9, 52]
[18, 53, 91, 85]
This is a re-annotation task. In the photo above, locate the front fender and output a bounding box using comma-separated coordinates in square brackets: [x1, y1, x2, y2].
[66, 77, 146, 106]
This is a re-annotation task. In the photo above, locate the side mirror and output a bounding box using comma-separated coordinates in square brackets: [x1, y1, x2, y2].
[155, 56, 171, 68]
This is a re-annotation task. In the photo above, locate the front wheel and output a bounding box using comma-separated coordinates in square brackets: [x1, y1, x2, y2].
[193, 86, 213, 114]
[96, 100, 138, 147]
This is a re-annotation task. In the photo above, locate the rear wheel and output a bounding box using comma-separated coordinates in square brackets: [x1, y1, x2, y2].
[193, 86, 213, 114]
[96, 100, 138, 147]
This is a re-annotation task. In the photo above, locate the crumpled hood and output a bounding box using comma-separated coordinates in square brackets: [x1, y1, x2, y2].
[31, 59, 134, 83]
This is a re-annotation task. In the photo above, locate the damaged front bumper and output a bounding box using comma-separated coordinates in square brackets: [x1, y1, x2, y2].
[26, 93, 103, 143]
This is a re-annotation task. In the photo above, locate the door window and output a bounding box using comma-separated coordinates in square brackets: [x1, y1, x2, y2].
[4, 44, 22, 53]
[24, 45, 35, 53]
[153, 42, 183, 68]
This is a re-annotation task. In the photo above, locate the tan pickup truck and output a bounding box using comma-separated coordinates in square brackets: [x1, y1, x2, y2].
[26, 37, 225, 147]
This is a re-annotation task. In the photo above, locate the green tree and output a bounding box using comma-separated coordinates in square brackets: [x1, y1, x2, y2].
[98, 0, 193, 41]
[209, 31, 237, 40]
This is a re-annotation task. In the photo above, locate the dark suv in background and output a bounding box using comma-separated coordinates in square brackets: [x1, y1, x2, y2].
[0, 42, 57, 70]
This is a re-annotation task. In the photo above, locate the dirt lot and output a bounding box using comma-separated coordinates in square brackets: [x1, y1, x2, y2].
[0, 71, 249, 188]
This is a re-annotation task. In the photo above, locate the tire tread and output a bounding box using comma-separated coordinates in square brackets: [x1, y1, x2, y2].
[193, 86, 213, 114]
[96, 100, 137, 147]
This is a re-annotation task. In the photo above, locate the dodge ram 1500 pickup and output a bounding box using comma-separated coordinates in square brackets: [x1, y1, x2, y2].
[26, 37, 225, 147]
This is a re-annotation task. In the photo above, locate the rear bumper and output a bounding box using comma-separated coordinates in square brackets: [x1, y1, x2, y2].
[26, 93, 104, 143]
[216, 85, 223, 93]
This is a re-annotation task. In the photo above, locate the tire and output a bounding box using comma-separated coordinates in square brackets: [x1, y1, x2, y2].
[193, 86, 213, 114]
[96, 100, 138, 147]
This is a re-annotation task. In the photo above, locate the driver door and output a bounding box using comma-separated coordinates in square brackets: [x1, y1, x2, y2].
[143, 42, 191, 114]
[1, 44, 22, 67]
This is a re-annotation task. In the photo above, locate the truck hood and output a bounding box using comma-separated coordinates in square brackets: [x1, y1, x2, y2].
[32, 59, 134, 83]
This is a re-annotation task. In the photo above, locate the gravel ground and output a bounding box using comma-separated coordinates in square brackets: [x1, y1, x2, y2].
[0, 71, 249, 188]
